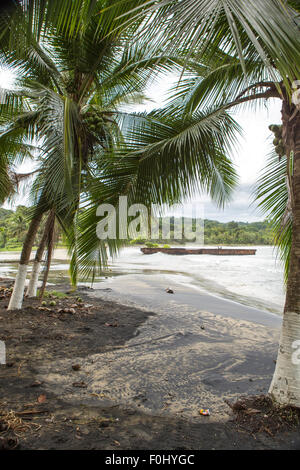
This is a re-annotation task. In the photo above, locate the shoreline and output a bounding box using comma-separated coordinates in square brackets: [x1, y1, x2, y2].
[89, 272, 282, 327]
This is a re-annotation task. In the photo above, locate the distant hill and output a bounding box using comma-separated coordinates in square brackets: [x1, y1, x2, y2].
[202, 219, 272, 245]
[130, 217, 273, 246]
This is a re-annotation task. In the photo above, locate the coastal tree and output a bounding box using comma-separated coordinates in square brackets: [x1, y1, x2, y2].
[26, 209, 55, 298]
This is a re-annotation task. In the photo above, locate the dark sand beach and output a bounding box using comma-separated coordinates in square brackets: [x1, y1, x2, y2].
[0, 276, 300, 450]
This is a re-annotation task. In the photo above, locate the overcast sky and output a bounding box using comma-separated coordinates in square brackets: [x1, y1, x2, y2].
[0, 67, 282, 222]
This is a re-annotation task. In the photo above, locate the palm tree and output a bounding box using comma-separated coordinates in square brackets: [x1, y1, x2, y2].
[7, 207, 29, 241]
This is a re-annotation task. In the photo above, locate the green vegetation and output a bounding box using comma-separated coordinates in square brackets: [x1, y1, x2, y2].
[0, 206, 276, 250]
[130, 218, 273, 246]
[145, 242, 159, 248]
[0, 206, 63, 251]
[39, 290, 68, 299]
[204, 220, 273, 245]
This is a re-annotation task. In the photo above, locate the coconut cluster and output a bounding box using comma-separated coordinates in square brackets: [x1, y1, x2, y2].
[269, 124, 285, 158]
[84, 111, 103, 133]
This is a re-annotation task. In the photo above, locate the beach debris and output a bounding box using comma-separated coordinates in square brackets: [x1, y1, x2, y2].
[90, 392, 107, 398]
[58, 307, 76, 314]
[0, 436, 19, 450]
[72, 381, 87, 388]
[199, 408, 210, 416]
[162, 402, 171, 409]
[38, 306, 51, 312]
[72, 364, 81, 371]
[244, 408, 261, 415]
[45, 415, 55, 423]
[30, 380, 43, 387]
[200, 325, 205, 330]
[105, 321, 118, 327]
[165, 287, 174, 294]
[0, 286, 12, 299]
[6, 362, 14, 368]
[15, 409, 48, 416]
[225, 399, 246, 411]
[225, 394, 300, 436]
[37, 394, 47, 404]
[98, 420, 110, 428]
[0, 409, 41, 437]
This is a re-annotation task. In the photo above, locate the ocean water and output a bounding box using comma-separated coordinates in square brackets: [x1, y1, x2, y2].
[0, 245, 286, 314]
[103, 246, 286, 314]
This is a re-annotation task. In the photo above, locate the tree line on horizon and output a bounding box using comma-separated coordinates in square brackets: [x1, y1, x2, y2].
[0, 206, 60, 250]
[0, 206, 274, 250]
[130, 217, 273, 246]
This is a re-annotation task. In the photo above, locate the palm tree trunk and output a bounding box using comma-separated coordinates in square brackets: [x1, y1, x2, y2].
[38, 247, 53, 300]
[26, 211, 54, 297]
[39, 213, 56, 300]
[8, 212, 43, 310]
[269, 102, 300, 407]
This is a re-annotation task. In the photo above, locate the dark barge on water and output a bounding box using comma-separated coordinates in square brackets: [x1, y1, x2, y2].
[141, 247, 256, 256]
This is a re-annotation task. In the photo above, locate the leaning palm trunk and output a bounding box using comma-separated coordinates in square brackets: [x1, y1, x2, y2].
[269, 103, 300, 407]
[26, 210, 54, 297]
[8, 212, 43, 310]
[39, 214, 56, 300]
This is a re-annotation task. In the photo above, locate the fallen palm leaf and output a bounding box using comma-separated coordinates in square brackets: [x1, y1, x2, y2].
[0, 410, 40, 436]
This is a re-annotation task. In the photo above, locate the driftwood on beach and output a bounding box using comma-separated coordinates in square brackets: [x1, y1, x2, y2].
[141, 247, 257, 255]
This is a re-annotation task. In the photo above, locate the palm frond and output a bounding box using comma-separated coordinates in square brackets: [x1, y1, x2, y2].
[254, 148, 292, 282]
[131, 0, 300, 93]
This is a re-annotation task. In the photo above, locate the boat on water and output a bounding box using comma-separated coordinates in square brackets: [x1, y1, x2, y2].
[141, 247, 256, 255]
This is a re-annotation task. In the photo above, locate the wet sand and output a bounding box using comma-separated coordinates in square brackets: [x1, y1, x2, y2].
[90, 272, 282, 327]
